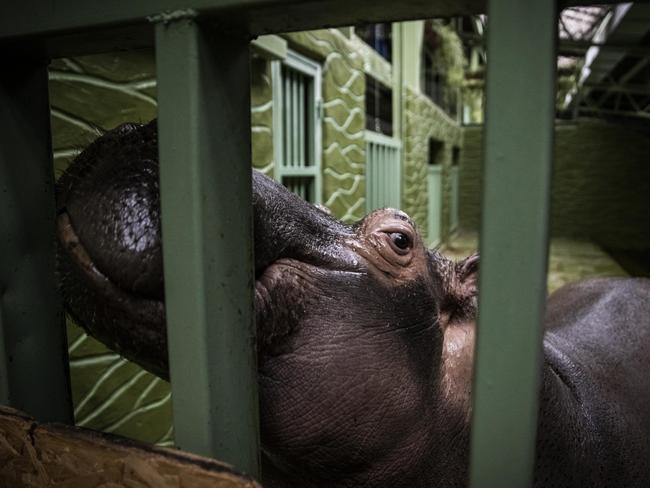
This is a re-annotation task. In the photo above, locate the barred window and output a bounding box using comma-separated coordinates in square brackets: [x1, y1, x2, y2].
[272, 51, 322, 204]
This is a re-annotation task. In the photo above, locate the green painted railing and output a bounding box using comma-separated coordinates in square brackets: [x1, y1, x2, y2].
[0, 0, 577, 485]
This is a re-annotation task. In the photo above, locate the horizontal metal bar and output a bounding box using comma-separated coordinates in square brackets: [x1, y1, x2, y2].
[364, 130, 402, 149]
[1, 0, 631, 57]
[578, 106, 650, 119]
[0, 53, 73, 423]
[469, 0, 557, 486]
[0, 0, 477, 44]
[155, 15, 260, 476]
[279, 166, 320, 177]
[251, 34, 287, 61]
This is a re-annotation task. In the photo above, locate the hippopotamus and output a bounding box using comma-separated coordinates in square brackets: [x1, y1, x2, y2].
[55, 120, 650, 487]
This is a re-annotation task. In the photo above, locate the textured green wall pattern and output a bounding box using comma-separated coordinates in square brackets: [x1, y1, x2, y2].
[49, 52, 172, 446]
[284, 30, 367, 222]
[250, 57, 275, 176]
[49, 28, 368, 446]
[403, 86, 462, 242]
[50, 50, 276, 446]
[459, 121, 650, 250]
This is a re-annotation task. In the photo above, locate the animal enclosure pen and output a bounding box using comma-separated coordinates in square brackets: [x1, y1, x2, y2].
[0, 0, 613, 486]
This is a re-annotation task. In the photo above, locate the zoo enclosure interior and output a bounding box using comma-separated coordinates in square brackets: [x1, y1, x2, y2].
[0, 0, 632, 487]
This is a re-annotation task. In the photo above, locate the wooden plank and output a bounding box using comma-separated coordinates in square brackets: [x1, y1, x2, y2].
[0, 406, 260, 487]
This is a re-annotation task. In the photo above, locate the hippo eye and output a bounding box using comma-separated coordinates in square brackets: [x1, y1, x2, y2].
[389, 232, 411, 252]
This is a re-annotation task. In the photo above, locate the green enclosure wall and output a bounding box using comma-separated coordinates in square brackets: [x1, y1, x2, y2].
[403, 86, 462, 243]
[459, 121, 650, 251]
[50, 53, 172, 445]
[283, 30, 367, 222]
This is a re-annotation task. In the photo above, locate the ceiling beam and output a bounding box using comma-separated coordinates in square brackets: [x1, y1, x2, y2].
[460, 32, 650, 58]
[558, 40, 650, 58]
[596, 56, 650, 106]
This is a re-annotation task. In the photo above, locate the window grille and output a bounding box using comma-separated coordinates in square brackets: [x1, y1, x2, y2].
[365, 130, 401, 212]
[365, 76, 393, 136]
[272, 51, 322, 204]
[354, 23, 393, 61]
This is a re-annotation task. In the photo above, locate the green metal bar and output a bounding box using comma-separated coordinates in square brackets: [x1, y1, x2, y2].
[374, 144, 379, 208]
[292, 72, 299, 167]
[380, 145, 385, 207]
[0, 54, 73, 423]
[284, 70, 290, 168]
[469, 0, 557, 487]
[155, 15, 260, 477]
[0, 0, 493, 47]
[370, 143, 376, 209]
[0, 0, 619, 48]
[298, 76, 305, 167]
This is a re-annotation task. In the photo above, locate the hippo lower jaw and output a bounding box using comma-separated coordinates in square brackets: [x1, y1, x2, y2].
[56, 209, 168, 379]
[57, 211, 164, 328]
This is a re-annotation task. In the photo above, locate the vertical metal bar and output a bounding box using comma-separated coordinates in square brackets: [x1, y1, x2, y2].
[0, 53, 73, 423]
[154, 15, 260, 477]
[365, 142, 371, 212]
[469, 1, 556, 488]
[284, 69, 291, 169]
[390, 148, 400, 208]
[390, 147, 399, 208]
[370, 143, 374, 210]
[374, 144, 379, 209]
[382, 146, 388, 207]
[298, 75, 305, 167]
[286, 72, 292, 167]
[292, 72, 299, 167]
[373, 143, 378, 208]
[378, 144, 382, 208]
[368, 143, 373, 209]
[379, 144, 390, 207]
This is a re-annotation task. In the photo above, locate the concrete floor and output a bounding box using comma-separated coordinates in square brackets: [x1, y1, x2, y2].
[440, 230, 628, 293]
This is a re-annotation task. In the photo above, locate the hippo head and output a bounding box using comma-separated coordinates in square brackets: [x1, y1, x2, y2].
[56, 121, 479, 487]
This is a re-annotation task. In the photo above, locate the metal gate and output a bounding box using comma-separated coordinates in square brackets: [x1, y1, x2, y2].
[365, 130, 401, 212]
[272, 50, 322, 204]
[0, 1, 562, 487]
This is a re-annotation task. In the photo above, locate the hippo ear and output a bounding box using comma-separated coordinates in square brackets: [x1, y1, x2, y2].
[456, 253, 479, 298]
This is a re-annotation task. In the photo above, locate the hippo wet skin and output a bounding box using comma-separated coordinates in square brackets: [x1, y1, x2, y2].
[55, 121, 650, 488]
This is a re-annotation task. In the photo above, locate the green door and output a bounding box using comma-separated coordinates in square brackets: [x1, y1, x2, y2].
[450, 165, 459, 232]
[427, 164, 442, 246]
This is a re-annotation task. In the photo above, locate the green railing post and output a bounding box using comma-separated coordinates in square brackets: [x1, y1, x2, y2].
[0, 54, 73, 423]
[469, 1, 557, 487]
[154, 14, 260, 477]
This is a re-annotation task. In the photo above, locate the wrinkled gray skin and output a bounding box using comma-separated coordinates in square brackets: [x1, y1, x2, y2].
[56, 120, 650, 487]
